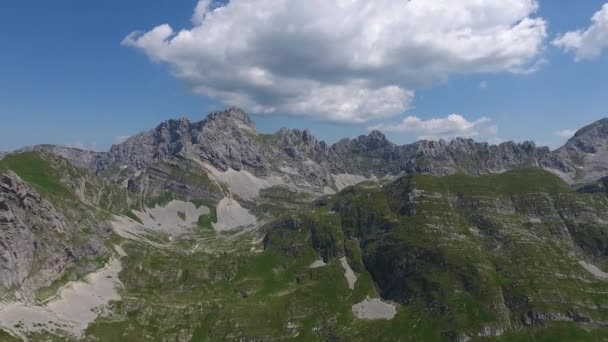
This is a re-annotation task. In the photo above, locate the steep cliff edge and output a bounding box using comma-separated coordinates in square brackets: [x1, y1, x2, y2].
[0, 152, 121, 303]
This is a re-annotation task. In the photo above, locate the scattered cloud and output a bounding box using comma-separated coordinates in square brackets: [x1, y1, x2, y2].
[369, 114, 499, 142]
[479, 81, 488, 89]
[124, 0, 547, 123]
[555, 129, 576, 138]
[553, 3, 608, 60]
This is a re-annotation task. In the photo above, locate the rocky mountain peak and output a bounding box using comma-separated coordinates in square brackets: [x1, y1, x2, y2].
[20, 108, 608, 187]
[277, 128, 319, 145]
[276, 128, 330, 161]
[566, 118, 608, 153]
[203, 107, 256, 131]
[333, 130, 391, 154]
[365, 130, 390, 149]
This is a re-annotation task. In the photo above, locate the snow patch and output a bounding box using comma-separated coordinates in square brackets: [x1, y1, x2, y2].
[579, 261, 608, 280]
[340, 257, 357, 290]
[333, 174, 369, 191]
[213, 197, 257, 232]
[132, 200, 210, 236]
[323, 186, 336, 195]
[309, 259, 327, 269]
[202, 163, 285, 200]
[352, 297, 397, 320]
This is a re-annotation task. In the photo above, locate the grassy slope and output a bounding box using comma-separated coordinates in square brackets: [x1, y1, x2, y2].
[0, 151, 130, 214]
[85, 169, 608, 341]
[0, 152, 74, 198]
[263, 169, 608, 339]
[4, 156, 608, 341]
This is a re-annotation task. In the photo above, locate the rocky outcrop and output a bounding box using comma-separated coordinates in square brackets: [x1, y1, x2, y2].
[15, 109, 608, 193]
[101, 107, 265, 173]
[0, 171, 109, 302]
[95, 108, 563, 196]
[97, 109, 606, 189]
[332, 134, 550, 176]
[541, 118, 608, 183]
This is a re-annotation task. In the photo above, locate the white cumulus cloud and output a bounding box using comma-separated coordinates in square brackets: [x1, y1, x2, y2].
[370, 114, 499, 141]
[124, 0, 547, 123]
[555, 129, 576, 138]
[553, 3, 608, 61]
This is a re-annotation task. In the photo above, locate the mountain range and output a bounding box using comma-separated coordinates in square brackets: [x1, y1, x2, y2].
[2, 108, 608, 341]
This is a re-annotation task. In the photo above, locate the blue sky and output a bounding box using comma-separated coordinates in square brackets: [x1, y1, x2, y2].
[1, 0, 607, 151]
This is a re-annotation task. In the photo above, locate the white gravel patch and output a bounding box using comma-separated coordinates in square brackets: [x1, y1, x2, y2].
[333, 174, 369, 191]
[251, 235, 265, 245]
[213, 197, 258, 232]
[309, 259, 327, 268]
[352, 297, 397, 320]
[0, 255, 123, 338]
[203, 163, 285, 200]
[323, 187, 336, 195]
[110, 216, 167, 248]
[111, 216, 146, 241]
[279, 166, 300, 175]
[579, 261, 608, 280]
[113, 244, 127, 258]
[132, 200, 210, 236]
[340, 257, 357, 290]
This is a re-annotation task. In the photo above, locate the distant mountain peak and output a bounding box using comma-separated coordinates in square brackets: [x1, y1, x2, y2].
[572, 118, 608, 139]
[10, 109, 608, 186]
[565, 117, 608, 154]
[362, 130, 390, 149]
[203, 106, 256, 131]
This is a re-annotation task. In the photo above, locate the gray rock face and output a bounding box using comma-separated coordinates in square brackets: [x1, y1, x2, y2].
[567, 118, 608, 154]
[104, 108, 266, 173]
[91, 111, 608, 190]
[99, 108, 557, 181]
[332, 134, 549, 176]
[18, 108, 608, 190]
[541, 118, 608, 183]
[0, 171, 109, 302]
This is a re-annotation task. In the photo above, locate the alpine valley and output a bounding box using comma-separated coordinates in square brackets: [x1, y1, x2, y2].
[2, 107, 608, 341]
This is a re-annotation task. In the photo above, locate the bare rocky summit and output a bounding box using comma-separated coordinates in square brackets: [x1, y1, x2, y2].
[98, 109, 608, 189]
[544, 118, 608, 183]
[15, 108, 608, 191]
